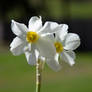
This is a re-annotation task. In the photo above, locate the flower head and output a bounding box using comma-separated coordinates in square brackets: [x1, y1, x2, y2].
[10, 17, 80, 72]
[43, 24, 80, 72]
[54, 24, 80, 66]
[10, 16, 62, 66]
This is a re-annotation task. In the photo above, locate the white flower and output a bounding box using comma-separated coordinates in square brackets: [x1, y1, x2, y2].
[44, 24, 80, 72]
[54, 24, 80, 66]
[10, 16, 62, 66]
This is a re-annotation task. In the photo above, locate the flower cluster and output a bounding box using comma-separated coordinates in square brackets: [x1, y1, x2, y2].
[10, 16, 80, 72]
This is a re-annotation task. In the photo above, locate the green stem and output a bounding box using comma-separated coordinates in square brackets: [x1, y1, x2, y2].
[36, 59, 42, 92]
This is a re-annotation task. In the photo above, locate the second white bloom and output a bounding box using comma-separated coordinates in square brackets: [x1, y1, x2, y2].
[54, 24, 80, 66]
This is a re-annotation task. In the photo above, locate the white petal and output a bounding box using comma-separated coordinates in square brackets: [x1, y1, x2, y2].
[28, 43, 31, 51]
[35, 50, 39, 61]
[61, 50, 75, 66]
[28, 16, 42, 32]
[36, 37, 56, 58]
[38, 21, 63, 35]
[41, 34, 55, 44]
[25, 45, 39, 65]
[56, 24, 68, 41]
[46, 54, 61, 72]
[10, 37, 26, 55]
[11, 20, 28, 36]
[25, 50, 36, 65]
[64, 33, 80, 50]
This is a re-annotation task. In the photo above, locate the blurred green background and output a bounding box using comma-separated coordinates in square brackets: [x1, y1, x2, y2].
[0, 0, 92, 92]
[0, 47, 92, 92]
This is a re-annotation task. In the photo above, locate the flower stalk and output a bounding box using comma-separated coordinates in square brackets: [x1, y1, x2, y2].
[36, 59, 42, 92]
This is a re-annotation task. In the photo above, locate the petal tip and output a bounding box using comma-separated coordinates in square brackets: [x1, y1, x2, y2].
[63, 24, 69, 29]
[38, 16, 42, 19]
[10, 48, 16, 56]
[11, 20, 15, 23]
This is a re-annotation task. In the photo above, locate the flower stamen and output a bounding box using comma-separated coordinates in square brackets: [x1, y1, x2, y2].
[26, 31, 39, 43]
[54, 42, 63, 53]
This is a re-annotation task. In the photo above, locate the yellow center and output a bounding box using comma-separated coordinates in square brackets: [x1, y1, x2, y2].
[26, 31, 39, 43]
[54, 42, 64, 53]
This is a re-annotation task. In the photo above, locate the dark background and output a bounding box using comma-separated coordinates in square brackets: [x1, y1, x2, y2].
[0, 0, 92, 51]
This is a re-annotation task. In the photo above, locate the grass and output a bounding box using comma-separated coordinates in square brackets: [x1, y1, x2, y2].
[0, 50, 92, 92]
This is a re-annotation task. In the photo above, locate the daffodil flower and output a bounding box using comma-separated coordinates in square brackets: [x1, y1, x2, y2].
[43, 24, 80, 71]
[10, 16, 62, 66]
[54, 24, 80, 66]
